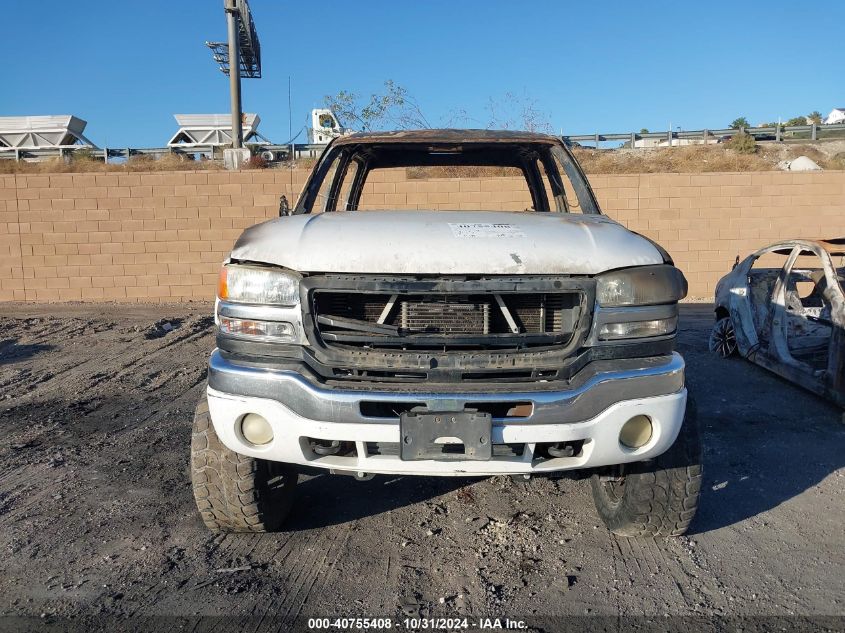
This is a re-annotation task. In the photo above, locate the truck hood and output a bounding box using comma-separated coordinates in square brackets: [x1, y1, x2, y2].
[229, 210, 664, 275]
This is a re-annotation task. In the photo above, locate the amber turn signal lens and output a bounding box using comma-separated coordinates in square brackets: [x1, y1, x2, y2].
[217, 266, 228, 300]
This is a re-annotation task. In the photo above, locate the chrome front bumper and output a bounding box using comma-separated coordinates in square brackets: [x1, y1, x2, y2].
[205, 350, 687, 476]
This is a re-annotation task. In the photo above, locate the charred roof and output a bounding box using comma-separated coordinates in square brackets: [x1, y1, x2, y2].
[332, 129, 563, 146]
[769, 238, 845, 257]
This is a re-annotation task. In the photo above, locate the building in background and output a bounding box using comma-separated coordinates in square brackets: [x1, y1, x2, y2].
[167, 113, 268, 148]
[824, 108, 845, 125]
[307, 109, 349, 144]
[0, 115, 94, 150]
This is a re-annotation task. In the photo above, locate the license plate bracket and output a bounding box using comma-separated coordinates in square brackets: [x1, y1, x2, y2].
[399, 411, 493, 461]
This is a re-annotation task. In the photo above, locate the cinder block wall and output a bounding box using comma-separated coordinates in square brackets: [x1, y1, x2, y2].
[1, 169, 843, 302]
[0, 171, 307, 302]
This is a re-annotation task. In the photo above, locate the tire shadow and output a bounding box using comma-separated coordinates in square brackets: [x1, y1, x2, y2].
[284, 471, 475, 530]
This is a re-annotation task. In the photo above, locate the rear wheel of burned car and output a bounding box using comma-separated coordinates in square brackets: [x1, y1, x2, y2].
[590, 398, 702, 537]
[191, 397, 298, 533]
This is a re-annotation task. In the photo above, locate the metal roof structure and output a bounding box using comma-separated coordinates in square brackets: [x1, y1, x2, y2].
[770, 238, 845, 257]
[0, 115, 95, 149]
[167, 113, 269, 147]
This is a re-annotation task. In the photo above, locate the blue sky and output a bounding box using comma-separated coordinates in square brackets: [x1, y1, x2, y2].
[4, 0, 843, 147]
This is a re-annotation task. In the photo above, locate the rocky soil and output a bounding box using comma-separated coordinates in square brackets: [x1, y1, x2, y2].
[0, 303, 842, 632]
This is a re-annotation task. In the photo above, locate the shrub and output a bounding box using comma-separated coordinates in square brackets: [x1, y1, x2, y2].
[70, 147, 96, 164]
[245, 155, 268, 170]
[726, 132, 757, 154]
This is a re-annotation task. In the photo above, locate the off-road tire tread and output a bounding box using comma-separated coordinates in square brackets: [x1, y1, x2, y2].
[191, 398, 296, 533]
[591, 397, 702, 537]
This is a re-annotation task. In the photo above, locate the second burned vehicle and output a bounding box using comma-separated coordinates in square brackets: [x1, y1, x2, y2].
[710, 238, 845, 407]
[192, 130, 701, 537]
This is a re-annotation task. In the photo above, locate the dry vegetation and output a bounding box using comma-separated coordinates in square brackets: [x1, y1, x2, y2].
[2, 143, 844, 175]
[406, 166, 524, 179]
[573, 143, 845, 174]
[0, 152, 224, 175]
[407, 143, 845, 178]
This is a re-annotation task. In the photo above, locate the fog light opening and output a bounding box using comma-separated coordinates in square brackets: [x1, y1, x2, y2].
[619, 415, 653, 449]
[240, 413, 274, 446]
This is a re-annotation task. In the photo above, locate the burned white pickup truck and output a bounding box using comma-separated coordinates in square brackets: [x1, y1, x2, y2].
[191, 130, 700, 537]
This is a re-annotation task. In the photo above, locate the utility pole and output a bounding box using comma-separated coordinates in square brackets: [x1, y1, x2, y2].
[225, 0, 243, 149]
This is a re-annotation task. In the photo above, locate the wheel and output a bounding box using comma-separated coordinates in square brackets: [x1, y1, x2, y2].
[590, 398, 702, 537]
[191, 396, 297, 533]
[708, 316, 737, 357]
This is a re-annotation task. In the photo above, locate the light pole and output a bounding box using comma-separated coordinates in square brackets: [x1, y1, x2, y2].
[224, 0, 243, 149]
[207, 0, 261, 164]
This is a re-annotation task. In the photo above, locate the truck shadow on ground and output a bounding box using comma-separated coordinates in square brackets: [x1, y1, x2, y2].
[285, 472, 472, 530]
[0, 338, 55, 365]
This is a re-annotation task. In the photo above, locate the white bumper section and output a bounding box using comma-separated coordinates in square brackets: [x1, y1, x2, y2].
[205, 386, 687, 477]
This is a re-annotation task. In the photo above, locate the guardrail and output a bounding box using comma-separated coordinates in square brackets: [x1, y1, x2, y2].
[565, 123, 845, 148]
[2, 123, 844, 161]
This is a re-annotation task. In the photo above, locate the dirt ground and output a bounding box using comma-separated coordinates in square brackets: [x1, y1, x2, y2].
[0, 302, 843, 632]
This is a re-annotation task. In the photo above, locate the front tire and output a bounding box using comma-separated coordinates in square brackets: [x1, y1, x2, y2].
[191, 397, 297, 533]
[590, 398, 702, 537]
[709, 316, 737, 357]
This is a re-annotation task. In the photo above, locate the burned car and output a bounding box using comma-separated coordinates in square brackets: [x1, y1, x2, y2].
[191, 130, 700, 537]
[710, 238, 845, 407]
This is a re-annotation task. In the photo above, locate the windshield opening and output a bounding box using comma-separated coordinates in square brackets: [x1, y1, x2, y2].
[295, 140, 600, 215]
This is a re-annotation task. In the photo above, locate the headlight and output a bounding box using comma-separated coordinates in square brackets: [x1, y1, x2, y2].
[218, 264, 300, 305]
[596, 265, 687, 307]
[598, 317, 677, 340]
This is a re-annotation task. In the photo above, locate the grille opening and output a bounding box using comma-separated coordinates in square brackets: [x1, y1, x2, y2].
[461, 370, 536, 380]
[359, 401, 425, 418]
[366, 442, 525, 457]
[316, 293, 394, 323]
[535, 440, 585, 460]
[332, 368, 427, 380]
[498, 443, 526, 457]
[403, 299, 490, 334]
[313, 290, 582, 350]
[306, 438, 356, 457]
[465, 401, 533, 419]
[331, 367, 565, 383]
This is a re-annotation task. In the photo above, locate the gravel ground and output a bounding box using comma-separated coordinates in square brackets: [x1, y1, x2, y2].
[0, 302, 843, 632]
